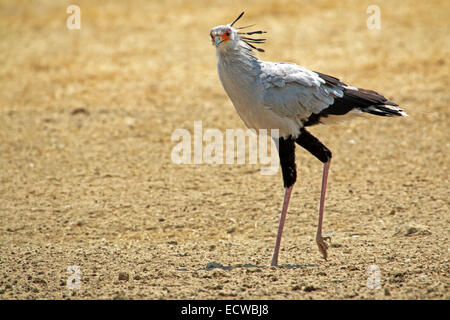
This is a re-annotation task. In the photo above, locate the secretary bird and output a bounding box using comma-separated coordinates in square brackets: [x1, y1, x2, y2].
[210, 12, 407, 266]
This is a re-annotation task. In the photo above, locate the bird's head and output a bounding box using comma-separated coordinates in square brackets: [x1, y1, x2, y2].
[210, 25, 238, 50]
[210, 12, 266, 53]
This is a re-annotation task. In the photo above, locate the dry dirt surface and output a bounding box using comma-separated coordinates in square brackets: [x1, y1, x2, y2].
[0, 0, 449, 300]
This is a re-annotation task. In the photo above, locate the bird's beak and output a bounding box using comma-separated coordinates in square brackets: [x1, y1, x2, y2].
[214, 36, 224, 47]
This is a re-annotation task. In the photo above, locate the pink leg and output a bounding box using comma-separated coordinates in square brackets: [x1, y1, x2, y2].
[271, 186, 293, 266]
[316, 160, 331, 259]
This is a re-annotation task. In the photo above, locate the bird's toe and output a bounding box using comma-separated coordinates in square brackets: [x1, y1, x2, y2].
[316, 236, 330, 260]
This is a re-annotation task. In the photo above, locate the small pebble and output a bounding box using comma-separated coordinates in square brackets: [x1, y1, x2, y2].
[118, 272, 129, 281]
[304, 285, 319, 292]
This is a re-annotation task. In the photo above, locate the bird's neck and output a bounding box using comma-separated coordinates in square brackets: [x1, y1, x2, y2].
[217, 41, 260, 77]
[216, 42, 262, 125]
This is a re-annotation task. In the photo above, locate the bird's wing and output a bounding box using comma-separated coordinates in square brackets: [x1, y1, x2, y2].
[259, 62, 344, 119]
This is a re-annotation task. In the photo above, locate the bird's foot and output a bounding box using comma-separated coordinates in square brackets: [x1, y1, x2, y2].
[316, 235, 331, 260]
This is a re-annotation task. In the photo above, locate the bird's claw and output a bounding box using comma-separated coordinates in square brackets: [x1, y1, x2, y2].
[316, 235, 331, 260]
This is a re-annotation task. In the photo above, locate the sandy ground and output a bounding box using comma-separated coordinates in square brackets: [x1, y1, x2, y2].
[0, 0, 449, 300]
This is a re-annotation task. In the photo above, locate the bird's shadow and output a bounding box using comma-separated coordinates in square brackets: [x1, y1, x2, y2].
[176, 261, 317, 272]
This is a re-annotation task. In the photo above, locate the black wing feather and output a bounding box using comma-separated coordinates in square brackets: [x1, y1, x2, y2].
[304, 72, 403, 127]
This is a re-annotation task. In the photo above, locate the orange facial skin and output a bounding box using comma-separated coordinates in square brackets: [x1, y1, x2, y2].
[221, 30, 231, 41]
[210, 29, 231, 47]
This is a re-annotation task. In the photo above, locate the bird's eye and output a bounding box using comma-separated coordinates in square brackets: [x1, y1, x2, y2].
[226, 30, 231, 36]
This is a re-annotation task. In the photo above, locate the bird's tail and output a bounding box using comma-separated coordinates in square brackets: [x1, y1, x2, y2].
[308, 71, 408, 126]
[345, 87, 408, 117]
[362, 104, 408, 117]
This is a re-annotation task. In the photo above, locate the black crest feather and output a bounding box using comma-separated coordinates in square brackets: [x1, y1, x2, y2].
[230, 12, 245, 27]
[231, 12, 266, 53]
